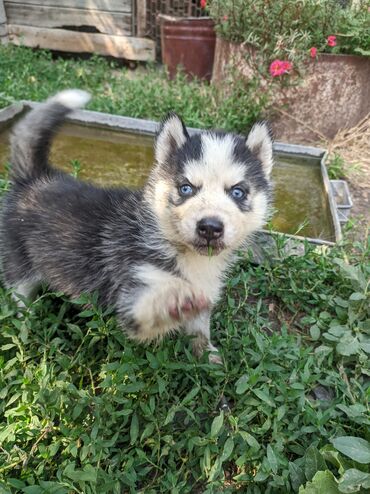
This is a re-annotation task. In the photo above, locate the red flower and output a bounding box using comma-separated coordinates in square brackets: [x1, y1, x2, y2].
[200, 0, 207, 8]
[269, 59, 293, 77]
[310, 47, 318, 58]
[327, 35, 337, 47]
[223, 15, 228, 21]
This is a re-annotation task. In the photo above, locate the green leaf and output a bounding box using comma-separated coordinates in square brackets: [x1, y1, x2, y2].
[221, 437, 234, 462]
[349, 292, 366, 301]
[239, 430, 260, 450]
[319, 311, 332, 321]
[336, 334, 360, 356]
[266, 444, 279, 474]
[310, 325, 321, 341]
[336, 404, 368, 420]
[22, 488, 43, 494]
[304, 446, 327, 481]
[145, 351, 159, 369]
[333, 259, 367, 290]
[1, 343, 16, 351]
[203, 445, 211, 472]
[164, 405, 176, 425]
[130, 412, 139, 445]
[122, 382, 145, 393]
[331, 436, 370, 464]
[77, 309, 95, 318]
[181, 386, 200, 405]
[338, 469, 370, 493]
[64, 464, 97, 483]
[236, 374, 249, 394]
[354, 47, 370, 56]
[141, 422, 155, 442]
[7, 479, 26, 489]
[321, 445, 349, 475]
[289, 461, 306, 492]
[208, 457, 222, 482]
[328, 325, 347, 338]
[334, 297, 349, 308]
[72, 404, 84, 420]
[252, 388, 276, 407]
[359, 334, 370, 354]
[299, 470, 339, 494]
[38, 481, 69, 494]
[210, 411, 224, 438]
[254, 467, 269, 482]
[78, 465, 98, 483]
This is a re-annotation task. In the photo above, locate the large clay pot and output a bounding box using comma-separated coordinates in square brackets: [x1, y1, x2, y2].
[160, 16, 216, 81]
[212, 37, 370, 143]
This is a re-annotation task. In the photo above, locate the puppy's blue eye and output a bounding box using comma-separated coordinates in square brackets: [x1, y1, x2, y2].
[179, 184, 193, 196]
[231, 186, 246, 200]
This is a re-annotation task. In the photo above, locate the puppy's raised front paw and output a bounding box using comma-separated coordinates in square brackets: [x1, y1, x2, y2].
[130, 276, 210, 340]
[168, 291, 209, 321]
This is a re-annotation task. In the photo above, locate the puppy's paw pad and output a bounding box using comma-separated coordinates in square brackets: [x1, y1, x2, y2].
[180, 297, 194, 314]
[180, 292, 209, 319]
[168, 304, 180, 320]
[192, 294, 209, 312]
[167, 289, 209, 321]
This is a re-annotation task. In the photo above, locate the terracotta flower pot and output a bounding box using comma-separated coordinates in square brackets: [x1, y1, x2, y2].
[160, 16, 216, 81]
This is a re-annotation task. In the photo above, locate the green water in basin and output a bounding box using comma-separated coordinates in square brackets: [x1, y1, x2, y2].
[0, 122, 335, 241]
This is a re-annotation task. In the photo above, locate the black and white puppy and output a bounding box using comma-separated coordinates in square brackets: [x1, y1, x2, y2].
[1, 90, 274, 363]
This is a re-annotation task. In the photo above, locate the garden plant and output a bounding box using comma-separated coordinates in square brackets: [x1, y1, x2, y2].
[207, 0, 370, 75]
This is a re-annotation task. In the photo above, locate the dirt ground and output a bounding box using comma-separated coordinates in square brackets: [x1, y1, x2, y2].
[329, 121, 370, 240]
[323, 115, 370, 243]
[346, 162, 370, 242]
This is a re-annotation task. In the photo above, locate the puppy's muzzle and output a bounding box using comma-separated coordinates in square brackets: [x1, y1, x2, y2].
[196, 217, 224, 242]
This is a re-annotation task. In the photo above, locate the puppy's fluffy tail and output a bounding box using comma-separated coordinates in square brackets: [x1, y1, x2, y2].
[10, 89, 91, 184]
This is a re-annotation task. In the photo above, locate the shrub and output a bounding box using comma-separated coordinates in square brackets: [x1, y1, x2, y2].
[207, 0, 370, 74]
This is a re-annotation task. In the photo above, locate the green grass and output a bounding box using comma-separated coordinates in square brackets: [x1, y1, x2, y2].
[0, 45, 369, 493]
[0, 44, 266, 133]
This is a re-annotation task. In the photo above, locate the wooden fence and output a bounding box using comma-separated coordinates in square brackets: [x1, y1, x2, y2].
[0, 0, 155, 61]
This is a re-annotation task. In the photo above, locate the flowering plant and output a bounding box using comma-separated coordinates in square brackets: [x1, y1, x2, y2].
[207, 0, 370, 77]
[269, 60, 293, 77]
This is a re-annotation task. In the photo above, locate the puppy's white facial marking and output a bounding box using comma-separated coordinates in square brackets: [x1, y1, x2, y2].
[148, 130, 272, 257]
[185, 134, 244, 188]
[171, 134, 270, 253]
[147, 118, 273, 263]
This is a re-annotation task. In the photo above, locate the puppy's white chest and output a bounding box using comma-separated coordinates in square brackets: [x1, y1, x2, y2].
[177, 252, 229, 303]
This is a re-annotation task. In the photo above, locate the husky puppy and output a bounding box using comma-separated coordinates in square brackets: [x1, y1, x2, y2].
[1, 90, 274, 363]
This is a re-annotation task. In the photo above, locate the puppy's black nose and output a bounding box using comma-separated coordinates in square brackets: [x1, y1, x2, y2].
[197, 217, 224, 241]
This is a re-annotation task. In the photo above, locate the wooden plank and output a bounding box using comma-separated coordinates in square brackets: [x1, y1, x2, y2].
[4, 0, 131, 13]
[0, 0, 8, 39]
[136, 0, 147, 37]
[5, 4, 132, 35]
[8, 24, 155, 61]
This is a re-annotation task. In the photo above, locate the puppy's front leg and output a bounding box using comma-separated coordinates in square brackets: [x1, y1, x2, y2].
[124, 265, 210, 341]
[184, 312, 223, 365]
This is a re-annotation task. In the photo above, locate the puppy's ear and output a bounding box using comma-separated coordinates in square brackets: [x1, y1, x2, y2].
[246, 122, 274, 177]
[155, 112, 189, 165]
